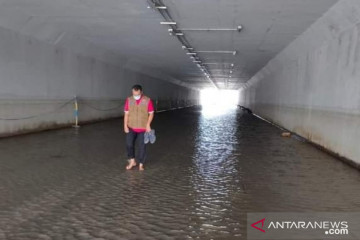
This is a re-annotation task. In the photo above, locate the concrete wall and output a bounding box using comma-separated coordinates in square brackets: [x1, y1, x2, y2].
[239, 0, 360, 165]
[0, 26, 199, 137]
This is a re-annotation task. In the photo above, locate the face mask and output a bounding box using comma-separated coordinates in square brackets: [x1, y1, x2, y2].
[133, 95, 141, 100]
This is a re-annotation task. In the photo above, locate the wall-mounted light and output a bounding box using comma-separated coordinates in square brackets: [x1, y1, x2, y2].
[186, 53, 197, 55]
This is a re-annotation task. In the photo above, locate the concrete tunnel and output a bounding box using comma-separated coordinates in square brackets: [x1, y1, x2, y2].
[1, 0, 360, 239]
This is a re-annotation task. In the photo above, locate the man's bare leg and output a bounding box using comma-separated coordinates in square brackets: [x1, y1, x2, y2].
[139, 163, 144, 171]
[126, 158, 137, 170]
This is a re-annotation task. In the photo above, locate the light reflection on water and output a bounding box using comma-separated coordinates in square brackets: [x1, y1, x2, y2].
[201, 104, 238, 118]
[188, 107, 244, 238]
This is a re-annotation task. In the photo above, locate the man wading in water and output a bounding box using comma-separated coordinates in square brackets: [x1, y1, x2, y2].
[124, 85, 154, 171]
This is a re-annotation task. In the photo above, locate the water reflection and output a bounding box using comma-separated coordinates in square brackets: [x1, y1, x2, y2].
[188, 106, 244, 238]
[201, 104, 238, 118]
[3, 107, 360, 239]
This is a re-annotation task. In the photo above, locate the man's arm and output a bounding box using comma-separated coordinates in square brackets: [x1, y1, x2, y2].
[146, 112, 154, 132]
[146, 99, 155, 132]
[124, 112, 130, 133]
[124, 98, 129, 133]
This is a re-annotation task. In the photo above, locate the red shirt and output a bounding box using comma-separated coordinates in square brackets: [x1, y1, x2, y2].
[124, 95, 154, 133]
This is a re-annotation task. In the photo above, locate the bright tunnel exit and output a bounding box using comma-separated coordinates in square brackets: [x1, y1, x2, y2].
[200, 89, 239, 117]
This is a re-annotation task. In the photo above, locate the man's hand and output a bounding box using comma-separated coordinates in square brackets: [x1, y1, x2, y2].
[124, 126, 129, 133]
[146, 124, 151, 133]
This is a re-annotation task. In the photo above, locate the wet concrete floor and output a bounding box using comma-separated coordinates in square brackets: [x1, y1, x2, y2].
[1, 106, 360, 240]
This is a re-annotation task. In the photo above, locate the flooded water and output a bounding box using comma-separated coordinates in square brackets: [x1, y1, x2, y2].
[1, 106, 360, 239]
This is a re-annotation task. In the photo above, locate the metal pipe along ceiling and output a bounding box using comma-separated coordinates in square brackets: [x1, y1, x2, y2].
[147, 0, 219, 89]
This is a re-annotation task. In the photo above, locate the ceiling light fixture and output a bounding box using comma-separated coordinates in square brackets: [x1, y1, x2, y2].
[182, 46, 193, 50]
[202, 63, 234, 65]
[150, 0, 218, 88]
[160, 22, 176, 25]
[155, 5, 167, 9]
[194, 51, 236, 54]
[177, 26, 243, 32]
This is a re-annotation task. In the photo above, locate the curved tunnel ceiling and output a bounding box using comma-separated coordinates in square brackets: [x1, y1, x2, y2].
[0, 0, 339, 89]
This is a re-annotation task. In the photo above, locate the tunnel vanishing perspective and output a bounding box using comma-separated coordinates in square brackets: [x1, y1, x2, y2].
[1, 0, 360, 239]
